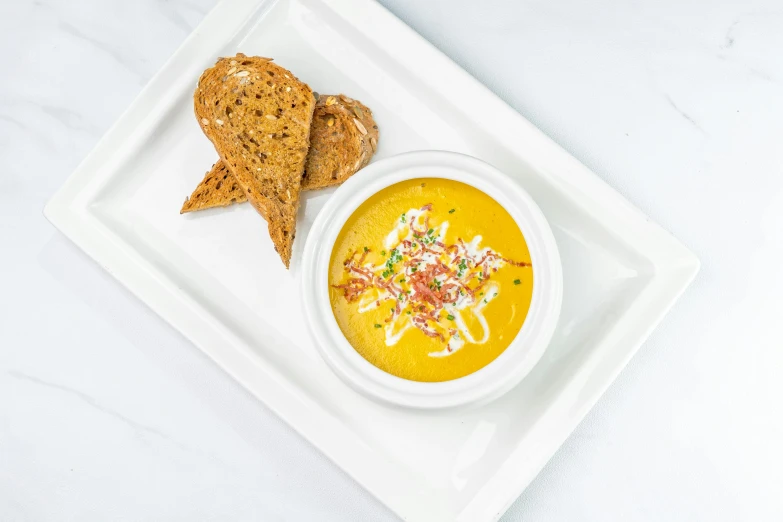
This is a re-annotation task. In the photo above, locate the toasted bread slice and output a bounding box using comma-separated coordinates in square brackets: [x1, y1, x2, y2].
[304, 94, 378, 188]
[182, 94, 378, 213]
[193, 54, 315, 268]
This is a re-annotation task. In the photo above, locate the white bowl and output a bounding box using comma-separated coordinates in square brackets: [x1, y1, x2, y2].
[301, 151, 562, 409]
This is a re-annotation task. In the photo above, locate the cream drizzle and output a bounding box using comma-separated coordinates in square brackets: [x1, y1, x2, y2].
[356, 207, 507, 357]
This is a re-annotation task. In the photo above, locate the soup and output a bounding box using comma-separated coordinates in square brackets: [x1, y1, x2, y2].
[329, 178, 533, 382]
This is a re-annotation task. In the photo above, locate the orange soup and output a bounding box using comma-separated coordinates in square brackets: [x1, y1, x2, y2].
[329, 179, 533, 382]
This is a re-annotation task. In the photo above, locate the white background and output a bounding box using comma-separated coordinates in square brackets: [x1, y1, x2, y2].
[2, 0, 782, 520]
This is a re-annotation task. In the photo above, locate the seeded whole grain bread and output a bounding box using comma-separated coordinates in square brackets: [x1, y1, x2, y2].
[181, 94, 378, 214]
[193, 54, 315, 268]
[304, 94, 379, 188]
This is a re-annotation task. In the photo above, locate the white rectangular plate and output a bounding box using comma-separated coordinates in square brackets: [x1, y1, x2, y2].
[44, 0, 699, 520]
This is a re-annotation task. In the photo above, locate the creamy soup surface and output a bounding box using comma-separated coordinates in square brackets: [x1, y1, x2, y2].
[329, 178, 533, 382]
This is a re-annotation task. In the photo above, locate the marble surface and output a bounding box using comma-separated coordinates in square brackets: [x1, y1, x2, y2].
[2, 0, 782, 520]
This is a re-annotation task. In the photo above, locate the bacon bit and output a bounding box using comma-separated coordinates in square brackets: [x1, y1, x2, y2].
[460, 282, 475, 297]
[410, 208, 431, 236]
[418, 242, 438, 256]
[414, 283, 442, 307]
[332, 278, 369, 302]
[413, 321, 444, 342]
[505, 259, 531, 267]
[376, 276, 401, 296]
[437, 261, 458, 278]
[440, 284, 460, 303]
[420, 203, 433, 211]
[486, 251, 531, 267]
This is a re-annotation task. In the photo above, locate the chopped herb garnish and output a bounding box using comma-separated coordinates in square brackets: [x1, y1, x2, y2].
[449, 208, 456, 214]
[447, 314, 455, 321]
[484, 299, 488, 304]
[494, 293, 498, 297]
[411, 267, 417, 273]
[427, 228, 434, 235]
[400, 213, 406, 223]
[398, 294, 404, 301]
[363, 246, 369, 252]
[457, 259, 469, 278]
[399, 277, 406, 283]
[383, 248, 403, 274]
[513, 279, 521, 285]
[382, 270, 390, 278]
[381, 250, 386, 256]
[374, 324, 382, 328]
[480, 292, 484, 296]
[406, 311, 411, 315]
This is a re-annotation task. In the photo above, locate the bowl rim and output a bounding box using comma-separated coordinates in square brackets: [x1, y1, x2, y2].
[301, 151, 562, 409]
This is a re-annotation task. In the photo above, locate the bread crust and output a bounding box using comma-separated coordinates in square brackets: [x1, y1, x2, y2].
[193, 54, 315, 267]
